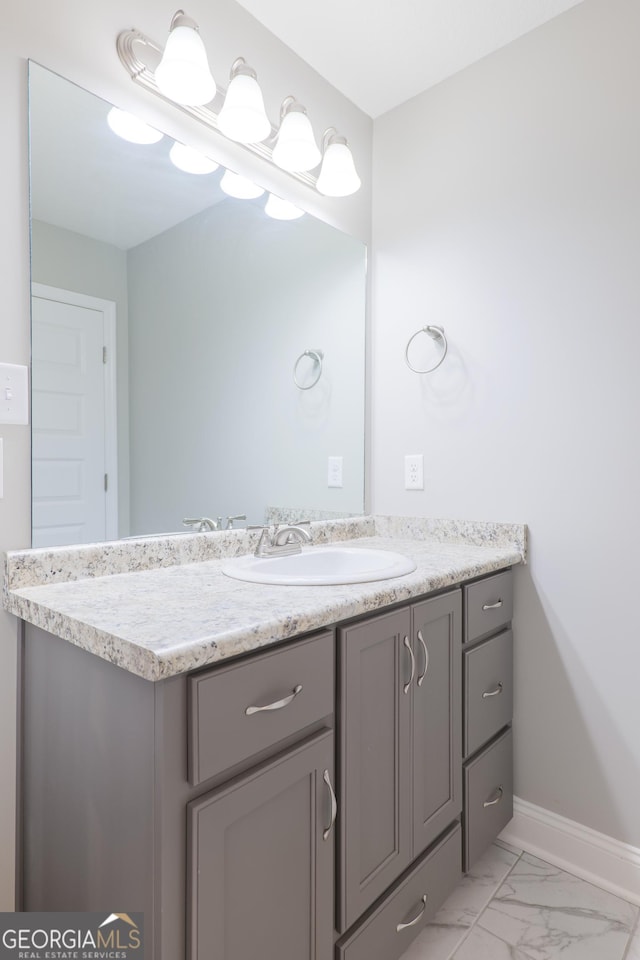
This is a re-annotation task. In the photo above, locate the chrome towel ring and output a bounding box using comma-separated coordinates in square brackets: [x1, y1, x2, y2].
[405, 325, 448, 374]
[293, 349, 324, 389]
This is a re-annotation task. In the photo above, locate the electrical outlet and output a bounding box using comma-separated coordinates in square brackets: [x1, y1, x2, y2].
[404, 454, 424, 490]
[328, 456, 343, 488]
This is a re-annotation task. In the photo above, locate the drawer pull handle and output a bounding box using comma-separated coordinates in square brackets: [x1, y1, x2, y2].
[483, 786, 504, 808]
[482, 682, 504, 699]
[245, 684, 302, 716]
[323, 769, 338, 841]
[416, 629, 429, 687]
[482, 599, 503, 611]
[403, 636, 415, 694]
[396, 895, 428, 932]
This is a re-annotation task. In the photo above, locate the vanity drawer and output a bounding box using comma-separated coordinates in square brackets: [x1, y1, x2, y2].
[464, 569, 513, 644]
[336, 823, 462, 960]
[464, 727, 513, 871]
[188, 631, 334, 786]
[464, 629, 513, 758]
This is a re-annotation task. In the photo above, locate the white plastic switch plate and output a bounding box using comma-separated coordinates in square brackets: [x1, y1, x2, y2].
[328, 456, 343, 488]
[0, 363, 29, 424]
[0, 438, 3, 498]
[404, 454, 424, 490]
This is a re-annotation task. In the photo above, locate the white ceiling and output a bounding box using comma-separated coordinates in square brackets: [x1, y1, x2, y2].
[234, 0, 585, 117]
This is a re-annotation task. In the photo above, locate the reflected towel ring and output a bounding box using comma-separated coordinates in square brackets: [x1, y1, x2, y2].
[405, 325, 448, 374]
[293, 349, 324, 389]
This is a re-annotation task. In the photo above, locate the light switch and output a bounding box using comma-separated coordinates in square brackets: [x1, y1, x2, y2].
[0, 363, 29, 424]
[328, 456, 343, 488]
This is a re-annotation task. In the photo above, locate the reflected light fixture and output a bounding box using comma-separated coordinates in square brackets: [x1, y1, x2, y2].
[154, 10, 216, 106]
[264, 194, 304, 220]
[316, 128, 362, 197]
[272, 97, 321, 173]
[169, 142, 219, 174]
[107, 107, 163, 144]
[217, 58, 271, 144]
[220, 170, 265, 199]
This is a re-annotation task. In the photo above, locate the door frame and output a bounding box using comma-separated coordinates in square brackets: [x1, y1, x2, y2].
[31, 283, 119, 541]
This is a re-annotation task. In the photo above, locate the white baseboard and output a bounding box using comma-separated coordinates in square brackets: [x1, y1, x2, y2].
[499, 797, 640, 906]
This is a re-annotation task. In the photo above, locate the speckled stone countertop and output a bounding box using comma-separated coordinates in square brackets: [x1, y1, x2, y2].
[2, 517, 527, 682]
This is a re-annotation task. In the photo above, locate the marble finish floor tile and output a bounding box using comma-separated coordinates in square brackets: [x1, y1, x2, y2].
[625, 929, 640, 960]
[477, 853, 637, 960]
[400, 844, 520, 960]
[453, 924, 534, 959]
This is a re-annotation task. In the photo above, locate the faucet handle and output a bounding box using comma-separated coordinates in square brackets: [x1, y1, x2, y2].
[226, 514, 247, 530]
[183, 517, 218, 532]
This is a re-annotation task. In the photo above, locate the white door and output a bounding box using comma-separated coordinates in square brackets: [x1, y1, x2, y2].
[31, 285, 117, 547]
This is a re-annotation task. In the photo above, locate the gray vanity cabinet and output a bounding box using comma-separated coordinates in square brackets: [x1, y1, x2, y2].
[337, 589, 462, 933]
[188, 729, 334, 960]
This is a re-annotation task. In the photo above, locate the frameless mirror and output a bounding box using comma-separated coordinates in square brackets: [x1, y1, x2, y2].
[28, 63, 366, 547]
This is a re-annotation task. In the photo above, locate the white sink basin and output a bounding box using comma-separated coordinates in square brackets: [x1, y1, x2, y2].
[222, 546, 417, 586]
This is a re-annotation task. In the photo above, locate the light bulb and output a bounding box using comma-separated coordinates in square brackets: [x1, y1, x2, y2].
[264, 194, 304, 220]
[154, 11, 216, 106]
[316, 136, 361, 197]
[220, 170, 265, 200]
[272, 101, 321, 172]
[106, 108, 163, 145]
[169, 142, 219, 174]
[218, 62, 271, 144]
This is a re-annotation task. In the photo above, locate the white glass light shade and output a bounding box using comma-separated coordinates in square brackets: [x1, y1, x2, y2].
[264, 194, 304, 220]
[154, 18, 216, 106]
[169, 142, 219, 174]
[218, 73, 271, 143]
[220, 170, 265, 200]
[272, 108, 321, 172]
[107, 108, 163, 144]
[316, 140, 361, 197]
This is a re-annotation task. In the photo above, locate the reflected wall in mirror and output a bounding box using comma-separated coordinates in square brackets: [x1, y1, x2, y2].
[29, 63, 366, 547]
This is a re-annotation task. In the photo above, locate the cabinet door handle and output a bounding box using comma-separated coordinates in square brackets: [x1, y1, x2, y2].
[482, 682, 504, 699]
[416, 629, 429, 687]
[396, 894, 427, 932]
[403, 636, 415, 694]
[322, 769, 337, 841]
[245, 684, 302, 716]
[482, 599, 503, 611]
[483, 785, 504, 808]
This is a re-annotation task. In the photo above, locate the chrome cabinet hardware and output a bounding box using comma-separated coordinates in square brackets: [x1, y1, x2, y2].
[416, 629, 429, 687]
[403, 636, 415, 694]
[396, 894, 428, 932]
[482, 682, 504, 699]
[483, 786, 504, 808]
[245, 684, 302, 716]
[482, 599, 503, 611]
[323, 769, 337, 841]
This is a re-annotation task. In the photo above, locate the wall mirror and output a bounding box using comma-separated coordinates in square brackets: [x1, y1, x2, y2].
[28, 63, 366, 547]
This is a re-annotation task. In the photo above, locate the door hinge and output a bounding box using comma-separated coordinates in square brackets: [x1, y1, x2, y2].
[102, 346, 107, 364]
[104, 473, 108, 492]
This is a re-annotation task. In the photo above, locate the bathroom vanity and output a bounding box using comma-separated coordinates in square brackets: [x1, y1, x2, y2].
[4, 516, 524, 960]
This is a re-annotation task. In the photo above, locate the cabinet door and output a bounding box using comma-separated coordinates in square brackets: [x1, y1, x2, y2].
[412, 590, 462, 855]
[188, 730, 334, 960]
[338, 608, 413, 932]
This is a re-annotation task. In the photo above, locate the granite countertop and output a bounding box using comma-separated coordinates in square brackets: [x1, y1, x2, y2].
[2, 517, 526, 682]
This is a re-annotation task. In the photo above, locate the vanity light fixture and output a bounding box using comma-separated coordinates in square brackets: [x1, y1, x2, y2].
[154, 10, 216, 106]
[217, 58, 272, 144]
[220, 170, 265, 200]
[316, 128, 361, 197]
[264, 194, 304, 220]
[169, 141, 219, 174]
[272, 97, 321, 173]
[106, 107, 163, 144]
[116, 13, 361, 196]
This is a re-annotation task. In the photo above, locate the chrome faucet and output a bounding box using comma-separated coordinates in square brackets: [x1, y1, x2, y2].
[182, 517, 221, 532]
[253, 522, 312, 558]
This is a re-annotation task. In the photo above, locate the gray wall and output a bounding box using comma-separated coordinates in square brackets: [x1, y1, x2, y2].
[0, 0, 372, 909]
[372, 0, 640, 846]
[30, 220, 131, 535]
[127, 201, 365, 533]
